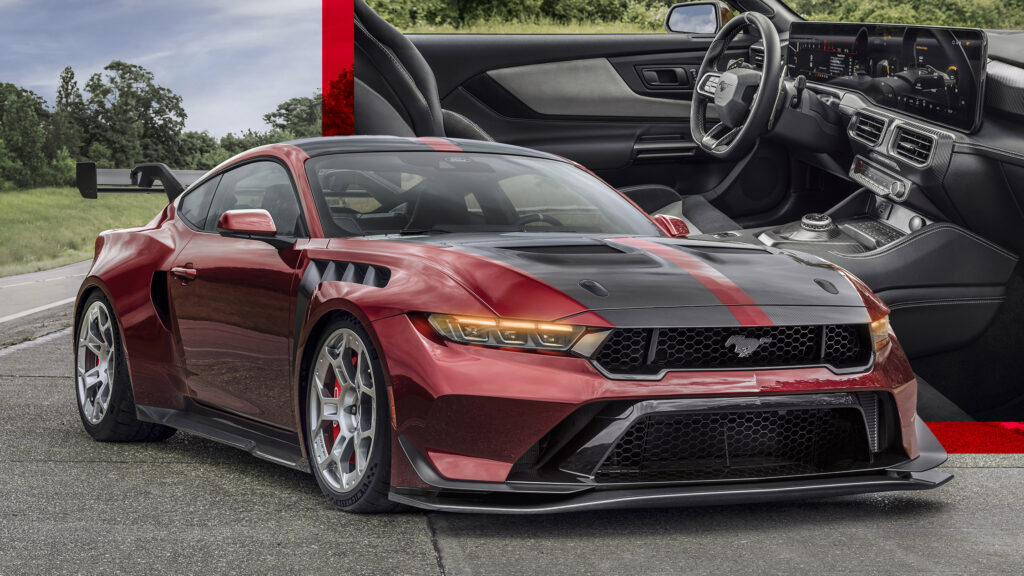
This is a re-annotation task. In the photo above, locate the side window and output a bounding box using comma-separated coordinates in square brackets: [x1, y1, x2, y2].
[205, 160, 306, 236]
[177, 176, 219, 229]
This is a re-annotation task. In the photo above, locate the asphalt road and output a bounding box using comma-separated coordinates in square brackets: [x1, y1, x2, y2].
[0, 261, 89, 348]
[0, 265, 1022, 574]
[0, 326, 1022, 575]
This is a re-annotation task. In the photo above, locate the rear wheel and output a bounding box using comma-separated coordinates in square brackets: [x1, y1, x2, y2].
[306, 318, 395, 513]
[74, 292, 176, 442]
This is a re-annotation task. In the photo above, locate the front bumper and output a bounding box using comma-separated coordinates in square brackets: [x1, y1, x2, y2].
[374, 313, 944, 512]
[389, 418, 950, 514]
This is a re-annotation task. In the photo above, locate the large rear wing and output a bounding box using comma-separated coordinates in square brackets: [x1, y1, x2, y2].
[76, 162, 208, 202]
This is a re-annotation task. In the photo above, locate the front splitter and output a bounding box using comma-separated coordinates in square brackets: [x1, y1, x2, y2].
[389, 417, 951, 514]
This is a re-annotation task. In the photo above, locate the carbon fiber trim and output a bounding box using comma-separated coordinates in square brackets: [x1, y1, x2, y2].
[986, 59, 1024, 119]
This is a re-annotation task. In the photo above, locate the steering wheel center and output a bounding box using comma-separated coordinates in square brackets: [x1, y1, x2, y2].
[715, 68, 762, 128]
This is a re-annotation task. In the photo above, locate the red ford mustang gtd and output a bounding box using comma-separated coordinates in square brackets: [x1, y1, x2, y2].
[73, 136, 950, 513]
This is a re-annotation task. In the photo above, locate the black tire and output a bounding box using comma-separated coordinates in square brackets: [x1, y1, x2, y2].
[74, 291, 176, 442]
[305, 317, 397, 513]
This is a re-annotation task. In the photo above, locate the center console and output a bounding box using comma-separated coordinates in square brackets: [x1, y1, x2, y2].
[754, 191, 927, 255]
[694, 187, 1017, 359]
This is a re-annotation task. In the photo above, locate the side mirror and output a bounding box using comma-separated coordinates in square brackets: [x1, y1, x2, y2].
[653, 214, 690, 238]
[217, 209, 295, 249]
[218, 209, 277, 236]
[665, 1, 722, 34]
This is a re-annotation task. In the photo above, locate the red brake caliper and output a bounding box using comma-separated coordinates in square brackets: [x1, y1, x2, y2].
[348, 353, 358, 469]
[326, 370, 341, 447]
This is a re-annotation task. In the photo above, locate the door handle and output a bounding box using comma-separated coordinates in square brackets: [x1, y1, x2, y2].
[170, 266, 197, 283]
[637, 66, 691, 89]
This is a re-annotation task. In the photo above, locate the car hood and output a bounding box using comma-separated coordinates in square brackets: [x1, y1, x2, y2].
[385, 234, 870, 327]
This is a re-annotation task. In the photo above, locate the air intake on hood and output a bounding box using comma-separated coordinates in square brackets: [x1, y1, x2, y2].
[501, 244, 624, 255]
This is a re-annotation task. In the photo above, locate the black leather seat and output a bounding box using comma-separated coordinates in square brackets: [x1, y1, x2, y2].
[352, 0, 738, 235]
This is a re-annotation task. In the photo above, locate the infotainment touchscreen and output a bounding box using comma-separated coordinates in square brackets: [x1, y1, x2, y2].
[787, 23, 987, 132]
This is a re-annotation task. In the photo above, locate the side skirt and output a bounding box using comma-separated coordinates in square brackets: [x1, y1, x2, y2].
[136, 403, 310, 473]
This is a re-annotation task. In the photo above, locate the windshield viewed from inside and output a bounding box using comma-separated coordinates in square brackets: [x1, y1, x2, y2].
[784, 0, 1024, 30]
[305, 152, 663, 237]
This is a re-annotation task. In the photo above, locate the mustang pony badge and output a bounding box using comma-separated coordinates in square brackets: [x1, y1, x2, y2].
[725, 335, 772, 357]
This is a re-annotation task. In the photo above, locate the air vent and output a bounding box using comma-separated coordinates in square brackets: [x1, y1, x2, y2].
[852, 113, 886, 146]
[892, 127, 934, 165]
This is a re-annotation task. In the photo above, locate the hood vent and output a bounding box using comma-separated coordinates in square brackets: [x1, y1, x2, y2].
[892, 127, 934, 165]
[502, 244, 624, 255]
[852, 113, 887, 146]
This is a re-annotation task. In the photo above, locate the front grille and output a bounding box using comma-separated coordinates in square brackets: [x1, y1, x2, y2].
[594, 325, 871, 376]
[596, 406, 871, 483]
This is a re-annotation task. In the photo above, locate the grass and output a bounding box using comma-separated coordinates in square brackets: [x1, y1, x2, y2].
[0, 187, 167, 277]
[402, 20, 662, 34]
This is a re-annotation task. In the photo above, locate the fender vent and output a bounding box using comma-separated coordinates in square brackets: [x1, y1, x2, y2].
[892, 127, 934, 165]
[150, 271, 171, 329]
[336, 261, 390, 288]
[852, 113, 887, 146]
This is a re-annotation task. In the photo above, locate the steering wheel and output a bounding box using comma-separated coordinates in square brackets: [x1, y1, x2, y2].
[690, 11, 784, 160]
[516, 213, 564, 227]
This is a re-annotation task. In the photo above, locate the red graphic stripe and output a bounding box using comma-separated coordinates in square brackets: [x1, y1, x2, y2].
[613, 237, 774, 326]
[927, 422, 1024, 453]
[322, 0, 354, 136]
[418, 137, 463, 152]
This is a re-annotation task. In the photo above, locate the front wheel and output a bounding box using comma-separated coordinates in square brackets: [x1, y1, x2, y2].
[74, 292, 176, 442]
[306, 318, 396, 513]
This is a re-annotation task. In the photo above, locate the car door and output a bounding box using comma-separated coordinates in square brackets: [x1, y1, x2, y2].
[408, 29, 791, 222]
[168, 159, 306, 430]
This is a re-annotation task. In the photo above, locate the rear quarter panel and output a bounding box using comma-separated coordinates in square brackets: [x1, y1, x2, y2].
[76, 204, 193, 409]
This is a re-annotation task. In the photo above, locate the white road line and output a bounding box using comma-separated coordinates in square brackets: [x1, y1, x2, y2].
[0, 327, 71, 358]
[0, 273, 86, 289]
[0, 297, 76, 325]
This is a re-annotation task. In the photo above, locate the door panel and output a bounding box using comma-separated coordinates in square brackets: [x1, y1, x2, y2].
[487, 58, 691, 118]
[168, 235, 300, 429]
[409, 33, 788, 217]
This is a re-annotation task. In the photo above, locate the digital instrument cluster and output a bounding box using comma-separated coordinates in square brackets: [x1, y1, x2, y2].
[787, 23, 987, 132]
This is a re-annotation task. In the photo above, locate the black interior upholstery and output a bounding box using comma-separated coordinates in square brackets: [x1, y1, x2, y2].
[352, 0, 736, 234]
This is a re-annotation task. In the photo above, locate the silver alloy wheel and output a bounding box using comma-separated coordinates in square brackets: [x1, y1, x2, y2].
[77, 300, 116, 425]
[309, 328, 377, 492]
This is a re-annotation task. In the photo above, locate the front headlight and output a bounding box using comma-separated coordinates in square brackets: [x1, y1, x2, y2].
[427, 314, 586, 351]
[870, 315, 891, 350]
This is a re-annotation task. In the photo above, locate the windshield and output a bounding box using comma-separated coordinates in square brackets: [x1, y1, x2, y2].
[305, 152, 662, 237]
[784, 0, 1024, 30]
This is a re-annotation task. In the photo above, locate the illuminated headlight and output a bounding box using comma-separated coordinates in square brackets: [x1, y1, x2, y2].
[870, 315, 891, 350]
[427, 314, 586, 351]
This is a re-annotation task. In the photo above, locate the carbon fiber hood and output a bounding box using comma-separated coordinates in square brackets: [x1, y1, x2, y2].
[400, 234, 870, 327]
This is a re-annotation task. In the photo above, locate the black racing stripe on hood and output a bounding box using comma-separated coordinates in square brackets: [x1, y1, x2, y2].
[394, 234, 866, 322]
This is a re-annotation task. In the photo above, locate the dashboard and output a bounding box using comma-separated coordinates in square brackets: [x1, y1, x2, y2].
[787, 23, 987, 132]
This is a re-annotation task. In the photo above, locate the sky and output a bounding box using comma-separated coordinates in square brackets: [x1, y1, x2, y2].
[0, 0, 321, 137]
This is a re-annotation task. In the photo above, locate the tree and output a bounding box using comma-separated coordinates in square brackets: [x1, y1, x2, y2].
[0, 83, 49, 188]
[82, 61, 186, 168]
[263, 93, 322, 138]
[178, 130, 232, 170]
[47, 66, 86, 159]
